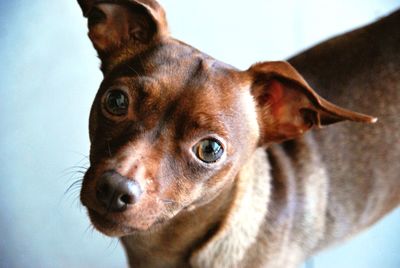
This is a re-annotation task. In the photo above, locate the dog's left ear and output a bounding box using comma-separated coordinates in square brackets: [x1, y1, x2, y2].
[77, 0, 168, 72]
[248, 61, 377, 144]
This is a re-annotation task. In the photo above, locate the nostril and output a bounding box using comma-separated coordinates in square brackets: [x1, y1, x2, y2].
[113, 180, 142, 210]
[120, 193, 134, 205]
[95, 171, 142, 212]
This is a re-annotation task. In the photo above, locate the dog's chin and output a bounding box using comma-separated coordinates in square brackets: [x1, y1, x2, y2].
[87, 209, 163, 237]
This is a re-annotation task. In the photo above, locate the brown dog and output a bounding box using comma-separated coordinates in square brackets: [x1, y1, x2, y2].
[77, 0, 400, 267]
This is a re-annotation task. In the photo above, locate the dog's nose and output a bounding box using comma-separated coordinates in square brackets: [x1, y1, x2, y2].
[96, 171, 142, 212]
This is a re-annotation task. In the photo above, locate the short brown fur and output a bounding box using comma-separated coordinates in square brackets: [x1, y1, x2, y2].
[77, 1, 400, 267]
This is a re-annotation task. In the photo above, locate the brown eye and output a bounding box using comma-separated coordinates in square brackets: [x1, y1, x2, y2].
[105, 89, 129, 116]
[194, 138, 224, 163]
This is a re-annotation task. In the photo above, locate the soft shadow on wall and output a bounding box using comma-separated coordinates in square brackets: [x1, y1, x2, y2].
[0, 0, 399, 267]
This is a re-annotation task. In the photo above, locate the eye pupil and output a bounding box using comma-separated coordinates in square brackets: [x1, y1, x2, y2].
[195, 139, 224, 163]
[106, 90, 128, 115]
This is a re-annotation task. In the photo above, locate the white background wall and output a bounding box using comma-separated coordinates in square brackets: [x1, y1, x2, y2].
[0, 0, 399, 267]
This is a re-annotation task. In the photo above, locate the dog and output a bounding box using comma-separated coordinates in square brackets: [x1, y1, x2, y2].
[76, 0, 400, 267]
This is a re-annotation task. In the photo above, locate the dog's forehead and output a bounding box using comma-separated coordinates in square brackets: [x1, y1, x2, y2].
[94, 40, 253, 143]
[105, 40, 240, 97]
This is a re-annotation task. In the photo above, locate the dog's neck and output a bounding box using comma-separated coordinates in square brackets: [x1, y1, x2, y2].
[121, 148, 271, 268]
[190, 148, 271, 267]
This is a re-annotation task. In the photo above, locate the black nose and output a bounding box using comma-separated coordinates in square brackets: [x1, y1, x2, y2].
[96, 170, 142, 212]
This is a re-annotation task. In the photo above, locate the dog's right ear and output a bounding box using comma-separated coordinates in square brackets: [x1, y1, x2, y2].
[248, 61, 377, 144]
[77, 0, 169, 72]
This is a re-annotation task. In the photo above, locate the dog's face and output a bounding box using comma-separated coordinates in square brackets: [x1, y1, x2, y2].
[81, 41, 261, 235]
[78, 0, 375, 237]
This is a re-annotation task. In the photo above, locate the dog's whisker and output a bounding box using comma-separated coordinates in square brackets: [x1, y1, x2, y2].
[107, 238, 121, 252]
[60, 166, 88, 178]
[64, 178, 84, 196]
[160, 198, 180, 205]
[83, 223, 96, 237]
[62, 164, 88, 171]
[107, 140, 112, 157]
[126, 63, 141, 77]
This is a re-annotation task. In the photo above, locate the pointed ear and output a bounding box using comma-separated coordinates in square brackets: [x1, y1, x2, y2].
[77, 0, 169, 71]
[248, 61, 377, 144]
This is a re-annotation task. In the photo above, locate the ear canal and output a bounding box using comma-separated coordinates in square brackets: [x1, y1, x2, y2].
[77, 0, 169, 72]
[248, 61, 377, 143]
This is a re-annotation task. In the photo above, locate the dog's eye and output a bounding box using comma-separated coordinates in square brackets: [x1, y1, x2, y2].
[194, 139, 224, 163]
[105, 89, 129, 116]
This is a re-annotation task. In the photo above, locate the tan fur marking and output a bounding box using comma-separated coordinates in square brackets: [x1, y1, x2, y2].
[190, 148, 271, 268]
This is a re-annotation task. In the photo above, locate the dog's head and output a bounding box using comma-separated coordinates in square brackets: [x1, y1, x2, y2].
[78, 0, 376, 237]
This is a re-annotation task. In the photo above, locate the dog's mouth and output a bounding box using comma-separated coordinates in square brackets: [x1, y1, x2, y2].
[83, 191, 177, 237]
[79, 157, 197, 237]
[80, 164, 175, 236]
[87, 209, 142, 236]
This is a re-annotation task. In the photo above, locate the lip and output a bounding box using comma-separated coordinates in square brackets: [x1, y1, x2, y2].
[88, 209, 140, 236]
[88, 209, 118, 229]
